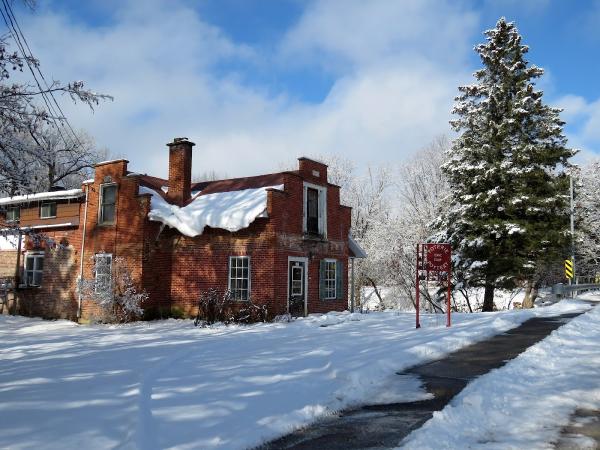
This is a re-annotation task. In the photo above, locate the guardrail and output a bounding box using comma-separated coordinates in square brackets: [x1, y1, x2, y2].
[551, 283, 600, 297]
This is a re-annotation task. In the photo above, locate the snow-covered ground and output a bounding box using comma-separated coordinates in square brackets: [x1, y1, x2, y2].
[402, 291, 600, 450]
[362, 285, 531, 312]
[0, 300, 593, 450]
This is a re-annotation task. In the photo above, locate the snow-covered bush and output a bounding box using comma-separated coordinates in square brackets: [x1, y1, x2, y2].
[78, 256, 147, 323]
[194, 288, 268, 326]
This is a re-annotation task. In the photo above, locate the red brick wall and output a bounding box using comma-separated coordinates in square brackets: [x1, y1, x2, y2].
[0, 250, 17, 277]
[79, 160, 148, 320]
[15, 226, 82, 320]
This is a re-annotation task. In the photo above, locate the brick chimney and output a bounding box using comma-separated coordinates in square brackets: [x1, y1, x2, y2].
[167, 137, 195, 206]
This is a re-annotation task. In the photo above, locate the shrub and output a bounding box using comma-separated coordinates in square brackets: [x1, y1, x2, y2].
[78, 256, 148, 323]
[194, 288, 268, 326]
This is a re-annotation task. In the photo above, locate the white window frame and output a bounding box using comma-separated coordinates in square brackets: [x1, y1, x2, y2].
[40, 202, 57, 219]
[323, 258, 337, 300]
[95, 253, 113, 294]
[99, 183, 117, 225]
[24, 252, 44, 287]
[287, 256, 309, 316]
[228, 256, 251, 301]
[302, 181, 327, 238]
[6, 206, 19, 222]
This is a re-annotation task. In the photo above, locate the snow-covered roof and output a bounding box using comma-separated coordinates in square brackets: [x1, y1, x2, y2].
[0, 189, 84, 206]
[349, 234, 367, 259]
[140, 185, 283, 237]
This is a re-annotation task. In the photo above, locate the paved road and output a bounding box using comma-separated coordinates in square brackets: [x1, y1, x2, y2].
[257, 312, 584, 450]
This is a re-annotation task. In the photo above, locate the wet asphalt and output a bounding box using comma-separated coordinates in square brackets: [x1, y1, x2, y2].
[256, 311, 585, 450]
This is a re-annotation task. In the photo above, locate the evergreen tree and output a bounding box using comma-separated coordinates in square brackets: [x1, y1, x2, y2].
[436, 18, 574, 311]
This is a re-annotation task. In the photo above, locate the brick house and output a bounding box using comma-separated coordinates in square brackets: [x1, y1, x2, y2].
[0, 138, 365, 321]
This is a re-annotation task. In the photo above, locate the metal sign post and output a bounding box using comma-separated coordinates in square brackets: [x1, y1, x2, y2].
[416, 243, 452, 329]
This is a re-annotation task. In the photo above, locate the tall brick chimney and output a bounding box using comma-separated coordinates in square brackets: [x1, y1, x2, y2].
[167, 137, 195, 206]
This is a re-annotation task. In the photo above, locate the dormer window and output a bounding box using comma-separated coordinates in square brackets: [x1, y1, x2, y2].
[6, 206, 19, 223]
[99, 184, 117, 225]
[40, 202, 57, 219]
[303, 182, 327, 238]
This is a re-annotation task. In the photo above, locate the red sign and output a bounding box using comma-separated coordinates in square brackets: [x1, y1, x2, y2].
[416, 242, 452, 329]
[426, 243, 451, 272]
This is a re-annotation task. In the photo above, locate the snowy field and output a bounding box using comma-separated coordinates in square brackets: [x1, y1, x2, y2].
[0, 300, 594, 450]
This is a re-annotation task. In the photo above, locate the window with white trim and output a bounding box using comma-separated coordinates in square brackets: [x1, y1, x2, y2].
[6, 206, 19, 222]
[323, 260, 337, 299]
[95, 253, 113, 293]
[40, 202, 57, 219]
[24, 253, 44, 287]
[303, 182, 327, 237]
[99, 184, 117, 224]
[228, 256, 250, 301]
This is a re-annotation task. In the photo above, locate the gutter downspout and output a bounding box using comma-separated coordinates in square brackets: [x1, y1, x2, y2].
[13, 230, 22, 315]
[350, 257, 355, 313]
[77, 184, 90, 320]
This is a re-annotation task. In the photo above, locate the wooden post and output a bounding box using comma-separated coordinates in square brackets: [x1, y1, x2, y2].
[446, 263, 451, 327]
[416, 243, 421, 329]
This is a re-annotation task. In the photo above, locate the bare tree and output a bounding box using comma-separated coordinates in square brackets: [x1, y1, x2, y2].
[0, 1, 110, 193]
[192, 170, 227, 183]
[24, 125, 105, 191]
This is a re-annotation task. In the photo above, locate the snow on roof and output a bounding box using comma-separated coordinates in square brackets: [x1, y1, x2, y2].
[82, 179, 94, 185]
[349, 234, 367, 258]
[0, 189, 84, 206]
[140, 185, 283, 237]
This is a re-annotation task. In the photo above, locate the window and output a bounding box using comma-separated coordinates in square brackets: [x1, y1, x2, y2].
[6, 206, 19, 222]
[24, 253, 44, 287]
[99, 184, 117, 224]
[303, 183, 327, 237]
[228, 256, 250, 301]
[320, 259, 342, 300]
[291, 265, 303, 296]
[95, 253, 113, 294]
[306, 188, 319, 234]
[40, 202, 57, 219]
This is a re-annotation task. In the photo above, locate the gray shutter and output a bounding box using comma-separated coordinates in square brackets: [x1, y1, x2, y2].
[227, 257, 232, 294]
[336, 260, 343, 299]
[319, 260, 325, 300]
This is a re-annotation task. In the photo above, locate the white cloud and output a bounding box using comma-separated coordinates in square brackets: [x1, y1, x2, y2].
[280, 0, 478, 72]
[15, 0, 480, 179]
[554, 94, 600, 161]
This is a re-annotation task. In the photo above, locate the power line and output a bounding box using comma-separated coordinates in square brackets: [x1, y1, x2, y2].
[0, 0, 68, 144]
[0, 0, 82, 149]
[3, 0, 83, 148]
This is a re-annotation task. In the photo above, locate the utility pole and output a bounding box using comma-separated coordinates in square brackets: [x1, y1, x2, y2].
[570, 173, 576, 290]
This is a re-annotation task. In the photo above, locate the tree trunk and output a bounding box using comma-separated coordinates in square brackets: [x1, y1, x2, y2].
[522, 280, 538, 309]
[460, 289, 473, 313]
[366, 277, 384, 310]
[482, 281, 495, 312]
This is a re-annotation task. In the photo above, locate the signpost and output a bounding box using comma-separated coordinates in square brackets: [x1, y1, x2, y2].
[416, 243, 452, 329]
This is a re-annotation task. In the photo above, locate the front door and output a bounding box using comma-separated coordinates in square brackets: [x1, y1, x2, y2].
[288, 260, 306, 317]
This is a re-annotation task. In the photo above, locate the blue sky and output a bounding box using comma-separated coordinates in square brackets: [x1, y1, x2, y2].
[8, 0, 600, 178]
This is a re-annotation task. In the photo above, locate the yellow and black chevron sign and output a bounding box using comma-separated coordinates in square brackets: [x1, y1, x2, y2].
[564, 259, 574, 279]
